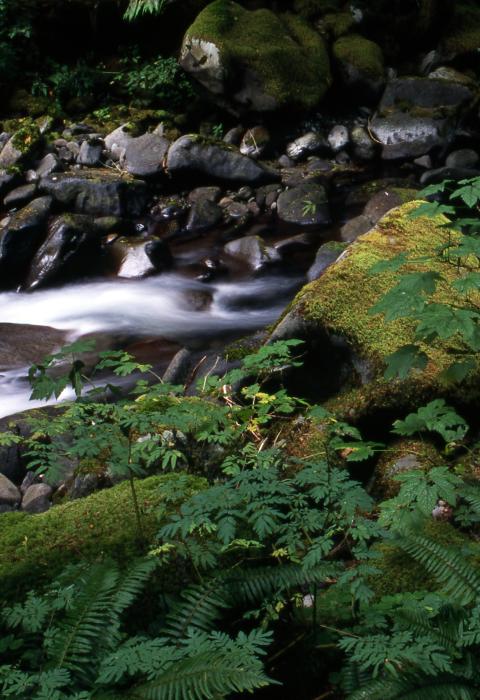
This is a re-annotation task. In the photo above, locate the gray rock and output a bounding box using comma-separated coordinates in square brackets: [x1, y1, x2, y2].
[36, 153, 60, 179]
[20, 471, 36, 494]
[186, 198, 223, 233]
[68, 473, 99, 499]
[370, 114, 446, 160]
[4, 183, 37, 209]
[327, 125, 349, 153]
[40, 170, 148, 217]
[167, 134, 277, 185]
[445, 149, 479, 169]
[420, 166, 480, 186]
[379, 77, 474, 114]
[286, 132, 325, 161]
[21, 483, 52, 513]
[274, 233, 312, 254]
[239, 126, 270, 159]
[223, 126, 244, 146]
[0, 473, 21, 507]
[0, 323, 66, 372]
[124, 132, 170, 178]
[77, 136, 104, 167]
[0, 127, 41, 169]
[363, 189, 409, 223]
[307, 241, 347, 281]
[188, 186, 222, 204]
[224, 235, 279, 269]
[25, 214, 98, 290]
[413, 154, 432, 168]
[339, 214, 373, 242]
[104, 124, 133, 162]
[276, 183, 330, 226]
[351, 125, 376, 160]
[0, 196, 53, 289]
[109, 236, 171, 278]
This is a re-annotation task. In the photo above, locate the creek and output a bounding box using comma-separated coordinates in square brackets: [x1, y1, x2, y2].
[0, 271, 303, 419]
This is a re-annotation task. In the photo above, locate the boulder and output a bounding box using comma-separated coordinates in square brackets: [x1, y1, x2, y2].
[276, 183, 330, 226]
[123, 132, 170, 178]
[351, 125, 376, 160]
[39, 170, 148, 217]
[77, 136, 104, 167]
[445, 149, 479, 169]
[104, 124, 133, 162]
[270, 201, 479, 420]
[239, 126, 270, 159]
[0, 323, 66, 372]
[339, 214, 373, 243]
[0, 196, 52, 289]
[0, 473, 21, 508]
[167, 134, 277, 184]
[180, 0, 331, 112]
[25, 214, 98, 290]
[109, 236, 172, 278]
[21, 483, 52, 514]
[224, 235, 278, 269]
[0, 124, 41, 169]
[327, 125, 349, 153]
[186, 198, 223, 234]
[36, 153, 60, 179]
[307, 241, 347, 281]
[371, 77, 475, 160]
[286, 132, 326, 161]
[332, 34, 385, 99]
[4, 183, 37, 209]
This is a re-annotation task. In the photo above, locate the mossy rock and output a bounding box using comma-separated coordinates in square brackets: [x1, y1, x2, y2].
[370, 519, 480, 598]
[0, 473, 205, 597]
[373, 439, 443, 499]
[319, 12, 355, 39]
[332, 34, 385, 99]
[180, 0, 331, 112]
[293, 0, 341, 21]
[442, 2, 480, 58]
[272, 201, 480, 421]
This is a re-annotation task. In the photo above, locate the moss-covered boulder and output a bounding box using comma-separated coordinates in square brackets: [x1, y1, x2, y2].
[180, 0, 331, 112]
[332, 34, 385, 99]
[373, 439, 442, 499]
[442, 1, 480, 58]
[271, 201, 480, 421]
[0, 473, 205, 597]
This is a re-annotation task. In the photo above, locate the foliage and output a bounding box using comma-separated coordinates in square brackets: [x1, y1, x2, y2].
[0, 559, 273, 699]
[124, 0, 167, 21]
[369, 177, 480, 382]
[0, 0, 34, 83]
[111, 53, 195, 108]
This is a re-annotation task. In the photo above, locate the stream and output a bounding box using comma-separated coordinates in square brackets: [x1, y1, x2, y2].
[0, 272, 303, 419]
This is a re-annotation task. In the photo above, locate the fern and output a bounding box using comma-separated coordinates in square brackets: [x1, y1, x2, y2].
[397, 534, 480, 605]
[347, 675, 477, 700]
[124, 0, 168, 21]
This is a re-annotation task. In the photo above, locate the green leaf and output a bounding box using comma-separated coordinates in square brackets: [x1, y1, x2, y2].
[384, 345, 428, 380]
[392, 400, 468, 442]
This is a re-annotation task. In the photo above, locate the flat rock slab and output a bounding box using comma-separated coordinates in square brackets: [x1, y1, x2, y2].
[0, 323, 66, 371]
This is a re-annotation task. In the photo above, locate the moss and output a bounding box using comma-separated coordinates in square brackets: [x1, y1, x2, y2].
[374, 439, 442, 499]
[443, 2, 480, 56]
[333, 34, 384, 80]
[287, 202, 480, 414]
[370, 519, 480, 598]
[185, 0, 331, 110]
[7, 89, 53, 118]
[10, 120, 42, 155]
[293, 0, 340, 20]
[320, 12, 355, 39]
[0, 473, 205, 597]
[223, 336, 263, 362]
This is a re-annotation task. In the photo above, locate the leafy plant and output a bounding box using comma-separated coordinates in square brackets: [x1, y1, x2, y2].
[369, 177, 480, 382]
[124, 0, 167, 21]
[112, 53, 194, 108]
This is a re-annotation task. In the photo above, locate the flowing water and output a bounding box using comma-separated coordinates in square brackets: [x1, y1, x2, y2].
[0, 272, 303, 418]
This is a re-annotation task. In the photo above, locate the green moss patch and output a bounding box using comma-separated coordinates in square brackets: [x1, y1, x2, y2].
[333, 34, 384, 80]
[0, 473, 205, 597]
[184, 0, 331, 110]
[443, 2, 480, 56]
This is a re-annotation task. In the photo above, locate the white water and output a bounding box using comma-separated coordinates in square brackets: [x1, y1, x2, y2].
[0, 274, 300, 418]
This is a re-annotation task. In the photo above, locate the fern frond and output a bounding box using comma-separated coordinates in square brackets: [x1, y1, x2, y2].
[124, 0, 166, 21]
[341, 660, 372, 694]
[163, 580, 228, 640]
[47, 560, 154, 683]
[397, 535, 480, 605]
[348, 674, 477, 700]
[226, 562, 338, 604]
[397, 604, 464, 654]
[124, 630, 274, 700]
